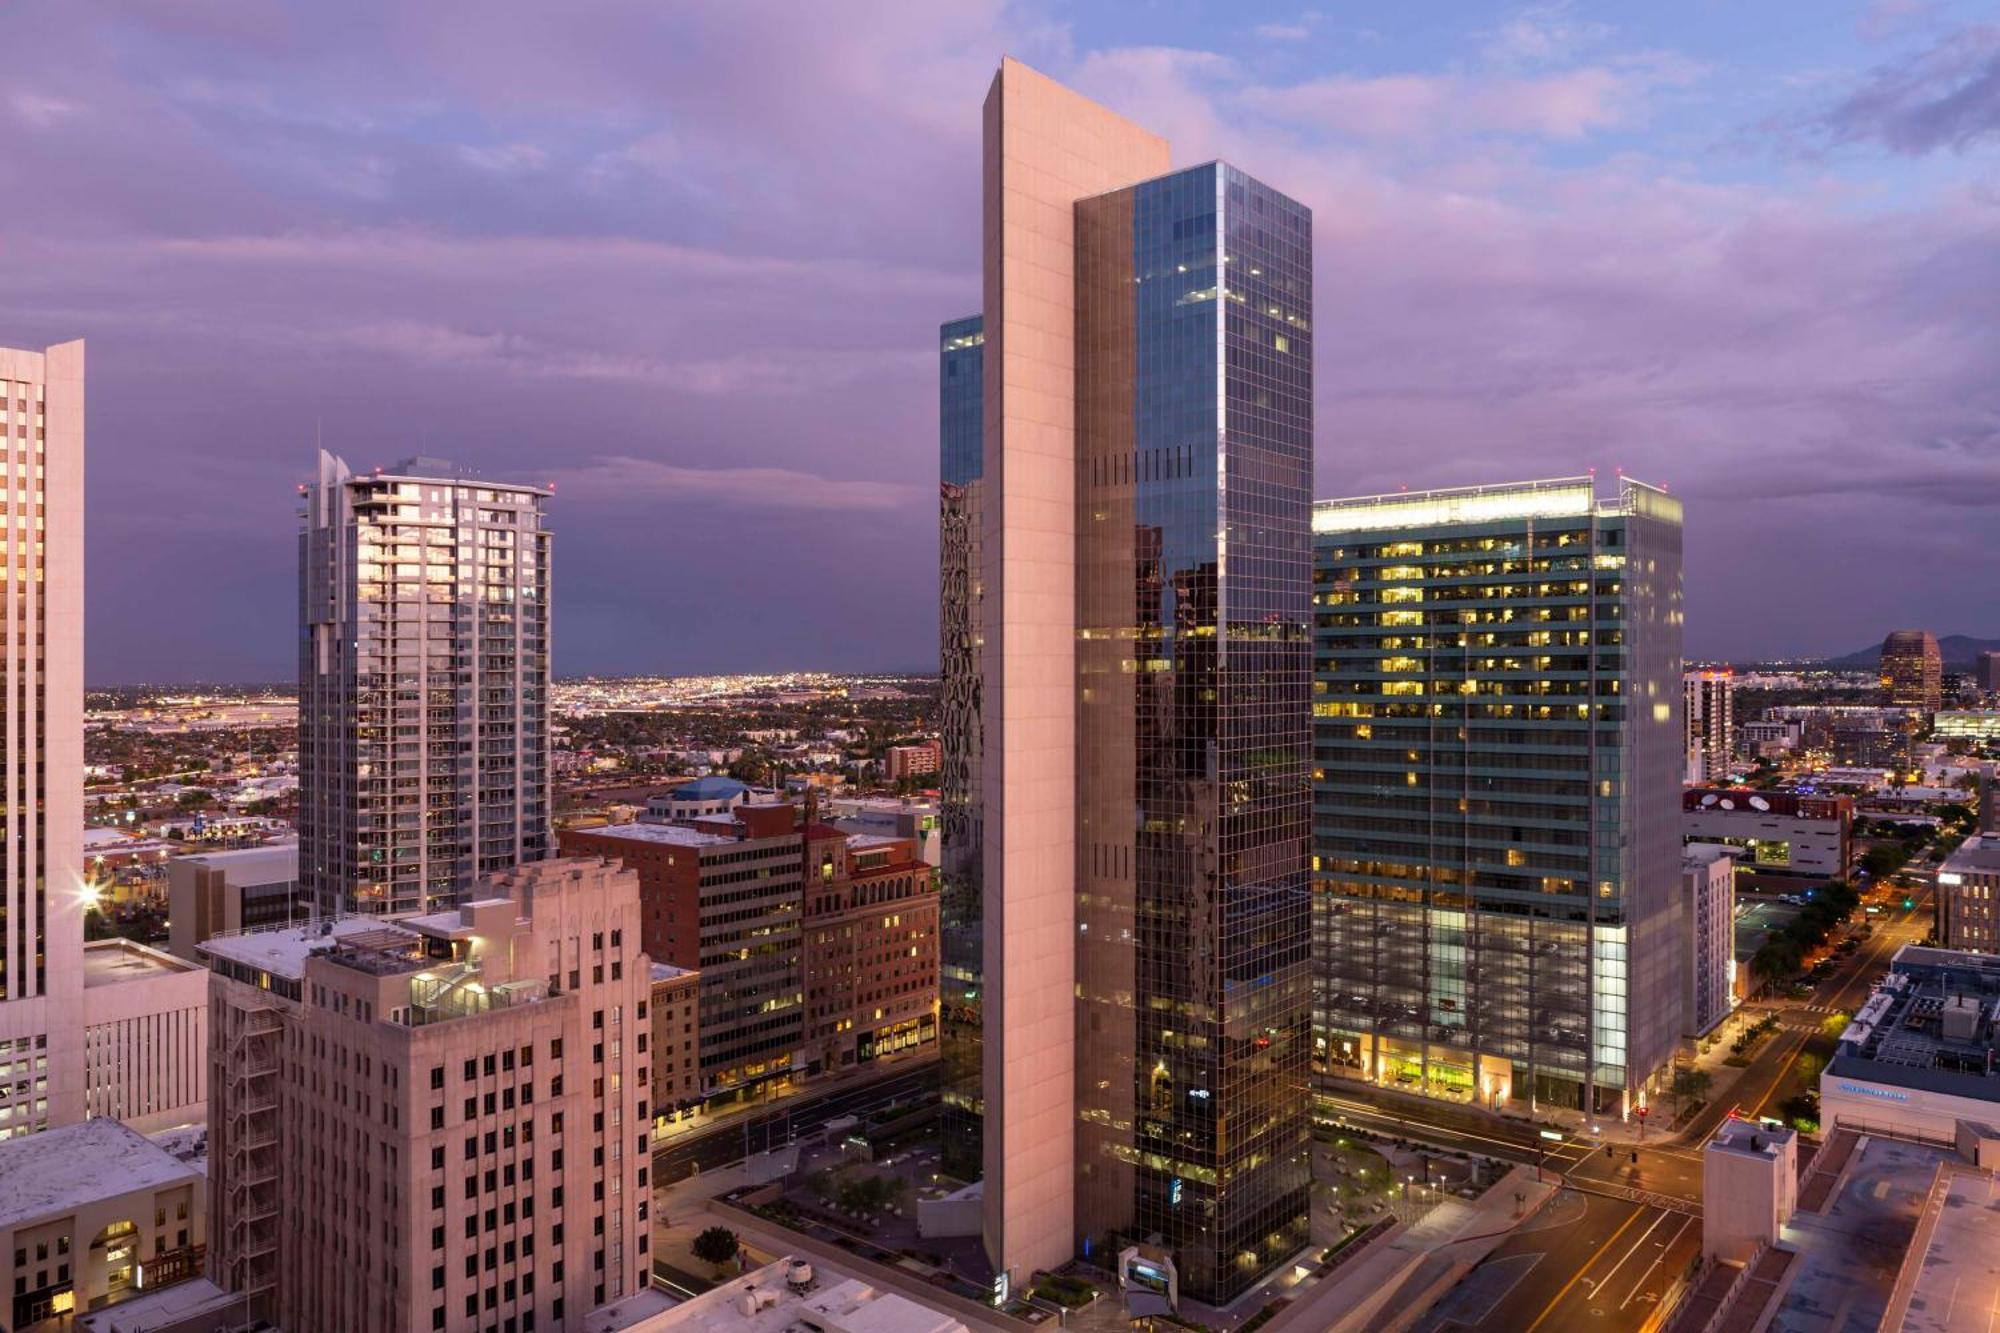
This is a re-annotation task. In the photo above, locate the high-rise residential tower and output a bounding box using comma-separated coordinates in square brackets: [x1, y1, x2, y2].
[1880, 629, 1943, 712]
[299, 453, 551, 918]
[938, 313, 986, 1180]
[1684, 669, 1734, 783]
[1312, 477, 1684, 1117]
[972, 58, 1314, 1305]
[0, 343, 84, 1142]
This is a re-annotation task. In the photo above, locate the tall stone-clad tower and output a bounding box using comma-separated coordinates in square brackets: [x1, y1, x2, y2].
[299, 453, 551, 918]
[0, 343, 85, 1139]
[973, 58, 1315, 1304]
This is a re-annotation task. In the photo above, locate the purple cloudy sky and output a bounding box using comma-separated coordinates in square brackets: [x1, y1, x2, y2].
[4, 1, 1998, 682]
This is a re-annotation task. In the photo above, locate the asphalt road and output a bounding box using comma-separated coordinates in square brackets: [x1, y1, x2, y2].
[651, 1061, 939, 1184]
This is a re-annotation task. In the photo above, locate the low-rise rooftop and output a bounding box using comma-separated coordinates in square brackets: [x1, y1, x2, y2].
[198, 917, 399, 981]
[1940, 835, 2000, 879]
[0, 1118, 200, 1230]
[574, 822, 734, 849]
[81, 938, 199, 989]
[1829, 944, 2000, 1100]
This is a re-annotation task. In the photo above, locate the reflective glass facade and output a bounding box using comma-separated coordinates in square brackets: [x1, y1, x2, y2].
[1074, 163, 1314, 1304]
[938, 314, 986, 1178]
[1310, 479, 1684, 1117]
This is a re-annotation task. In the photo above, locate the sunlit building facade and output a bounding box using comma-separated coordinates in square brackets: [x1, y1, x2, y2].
[299, 453, 551, 918]
[1312, 477, 1685, 1117]
[0, 342, 85, 1141]
[971, 58, 1314, 1305]
[938, 313, 985, 1180]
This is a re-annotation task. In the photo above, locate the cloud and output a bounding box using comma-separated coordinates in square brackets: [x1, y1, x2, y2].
[543, 456, 923, 512]
[0, 0, 1993, 675]
[1819, 24, 2000, 153]
[9, 92, 79, 126]
[1481, 2, 1613, 68]
[1242, 66, 1640, 141]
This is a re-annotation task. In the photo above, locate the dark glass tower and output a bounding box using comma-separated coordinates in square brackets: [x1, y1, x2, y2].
[1074, 163, 1315, 1304]
[938, 314, 986, 1178]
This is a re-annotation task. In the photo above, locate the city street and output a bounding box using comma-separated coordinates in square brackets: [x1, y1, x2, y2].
[1325, 884, 1935, 1331]
[652, 1060, 939, 1185]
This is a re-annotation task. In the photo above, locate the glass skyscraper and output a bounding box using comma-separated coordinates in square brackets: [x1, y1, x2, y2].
[938, 313, 986, 1179]
[1073, 163, 1314, 1304]
[1310, 478, 1684, 1117]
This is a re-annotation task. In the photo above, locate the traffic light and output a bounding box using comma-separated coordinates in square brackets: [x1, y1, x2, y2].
[1904, 897, 1915, 909]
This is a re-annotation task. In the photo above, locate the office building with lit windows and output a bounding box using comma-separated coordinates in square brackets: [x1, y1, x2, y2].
[938, 312, 985, 1180]
[299, 453, 551, 918]
[1684, 669, 1734, 783]
[1880, 629, 1943, 713]
[969, 58, 1314, 1305]
[1311, 477, 1685, 1118]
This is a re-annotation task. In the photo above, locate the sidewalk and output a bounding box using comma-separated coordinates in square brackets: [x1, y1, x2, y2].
[1263, 1164, 1559, 1333]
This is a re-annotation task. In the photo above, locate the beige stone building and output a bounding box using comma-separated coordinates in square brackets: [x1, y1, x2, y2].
[0, 342, 86, 1140]
[0, 1116, 204, 1328]
[202, 857, 653, 1331]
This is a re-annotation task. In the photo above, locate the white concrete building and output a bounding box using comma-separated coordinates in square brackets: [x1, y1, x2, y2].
[1683, 846, 1736, 1036]
[1701, 1117, 1795, 1263]
[80, 941, 206, 1134]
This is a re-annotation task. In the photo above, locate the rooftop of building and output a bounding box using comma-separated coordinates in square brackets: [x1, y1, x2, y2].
[1940, 835, 2000, 878]
[1776, 1136, 1946, 1333]
[573, 821, 736, 848]
[1899, 1163, 2000, 1333]
[170, 841, 299, 877]
[1684, 844, 1738, 870]
[81, 938, 200, 990]
[1311, 474, 1679, 535]
[1829, 945, 2000, 1099]
[1683, 787, 1851, 817]
[1707, 1116, 1795, 1159]
[668, 775, 750, 802]
[198, 917, 402, 981]
[595, 1257, 967, 1333]
[0, 1118, 200, 1230]
[650, 962, 696, 984]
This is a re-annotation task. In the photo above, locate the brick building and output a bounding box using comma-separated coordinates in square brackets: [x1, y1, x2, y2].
[802, 834, 940, 1076]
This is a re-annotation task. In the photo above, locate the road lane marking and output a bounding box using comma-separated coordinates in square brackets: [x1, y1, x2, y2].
[1619, 1214, 1692, 1310]
[1524, 1205, 1645, 1333]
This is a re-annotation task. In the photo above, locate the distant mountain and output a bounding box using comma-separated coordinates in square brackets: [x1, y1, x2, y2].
[1823, 635, 2000, 671]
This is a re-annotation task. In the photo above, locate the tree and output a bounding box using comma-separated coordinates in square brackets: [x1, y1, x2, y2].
[1672, 1068, 1713, 1102]
[691, 1225, 740, 1278]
